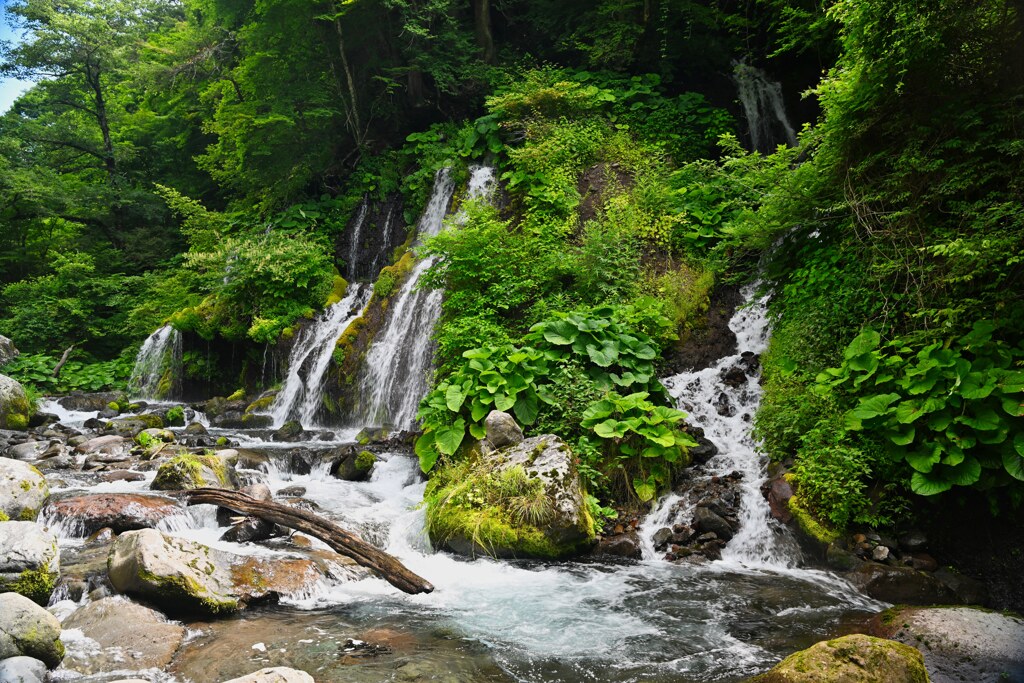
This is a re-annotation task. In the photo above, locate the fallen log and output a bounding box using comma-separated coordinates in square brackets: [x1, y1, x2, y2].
[183, 487, 434, 595]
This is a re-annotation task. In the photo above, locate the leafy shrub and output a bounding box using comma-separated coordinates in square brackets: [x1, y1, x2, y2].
[4, 353, 132, 393]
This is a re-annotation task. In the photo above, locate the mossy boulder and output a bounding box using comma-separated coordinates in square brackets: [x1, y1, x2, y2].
[748, 634, 929, 683]
[0, 521, 60, 603]
[107, 529, 329, 615]
[0, 335, 19, 366]
[0, 592, 65, 668]
[151, 452, 234, 491]
[0, 374, 31, 431]
[244, 394, 276, 415]
[330, 446, 376, 482]
[0, 457, 48, 522]
[107, 413, 165, 437]
[426, 435, 596, 559]
[165, 405, 186, 426]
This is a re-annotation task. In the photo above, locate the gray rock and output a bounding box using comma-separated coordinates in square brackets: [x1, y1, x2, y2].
[872, 545, 890, 561]
[0, 521, 60, 602]
[75, 435, 131, 462]
[0, 335, 19, 366]
[222, 668, 315, 683]
[484, 410, 524, 448]
[0, 457, 49, 521]
[58, 392, 123, 412]
[0, 655, 46, 683]
[220, 483, 275, 543]
[0, 592, 65, 667]
[593, 532, 642, 559]
[848, 562, 958, 604]
[61, 596, 186, 674]
[694, 506, 734, 541]
[873, 606, 1024, 683]
[5, 441, 48, 461]
[0, 374, 31, 430]
[107, 529, 330, 614]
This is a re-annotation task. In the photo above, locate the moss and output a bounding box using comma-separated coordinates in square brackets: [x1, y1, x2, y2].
[226, 389, 246, 401]
[244, 395, 274, 414]
[0, 510, 8, 522]
[216, 436, 229, 447]
[5, 412, 29, 430]
[787, 494, 840, 545]
[137, 567, 238, 614]
[356, 450, 376, 472]
[748, 634, 928, 683]
[107, 401, 121, 412]
[325, 273, 349, 307]
[166, 406, 185, 426]
[372, 251, 416, 299]
[152, 452, 229, 490]
[281, 326, 295, 340]
[7, 565, 58, 604]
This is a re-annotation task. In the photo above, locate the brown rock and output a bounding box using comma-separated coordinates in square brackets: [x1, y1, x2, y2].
[42, 493, 183, 536]
[61, 597, 185, 674]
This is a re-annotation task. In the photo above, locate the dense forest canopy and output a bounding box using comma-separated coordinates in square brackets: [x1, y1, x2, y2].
[1, 0, 1022, 533]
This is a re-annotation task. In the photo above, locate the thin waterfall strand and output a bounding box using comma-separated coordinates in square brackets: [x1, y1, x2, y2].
[128, 324, 182, 400]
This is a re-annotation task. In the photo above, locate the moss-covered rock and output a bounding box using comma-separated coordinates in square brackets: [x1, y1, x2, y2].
[325, 273, 349, 307]
[748, 634, 929, 683]
[425, 435, 597, 559]
[165, 405, 186, 426]
[151, 452, 234, 491]
[0, 592, 65, 667]
[0, 521, 60, 604]
[0, 458, 48, 522]
[0, 374, 31, 431]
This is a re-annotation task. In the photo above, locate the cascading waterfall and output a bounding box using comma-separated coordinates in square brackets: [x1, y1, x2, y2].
[346, 199, 369, 280]
[269, 284, 371, 427]
[655, 283, 802, 566]
[733, 62, 798, 154]
[354, 165, 496, 429]
[369, 205, 399, 277]
[127, 324, 182, 400]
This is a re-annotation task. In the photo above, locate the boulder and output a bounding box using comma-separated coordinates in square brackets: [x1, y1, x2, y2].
[593, 531, 642, 559]
[426, 434, 595, 559]
[0, 521, 59, 603]
[60, 596, 186, 674]
[0, 374, 31, 430]
[58, 392, 123, 413]
[271, 420, 304, 442]
[0, 592, 65, 668]
[220, 484, 276, 543]
[331, 446, 376, 482]
[107, 529, 327, 614]
[693, 505, 734, 541]
[4, 440, 50, 461]
[870, 606, 1024, 683]
[847, 562, 958, 605]
[0, 656, 46, 683]
[748, 633, 928, 683]
[222, 668, 315, 683]
[107, 414, 164, 436]
[0, 335, 19, 366]
[0, 457, 49, 521]
[484, 410, 524, 449]
[41, 493, 183, 536]
[151, 451, 235, 491]
[75, 435, 132, 463]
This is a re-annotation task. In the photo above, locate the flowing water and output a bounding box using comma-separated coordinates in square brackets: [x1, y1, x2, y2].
[45, 275, 885, 683]
[128, 324, 182, 400]
[353, 166, 496, 429]
[347, 199, 369, 280]
[733, 62, 798, 154]
[268, 284, 371, 428]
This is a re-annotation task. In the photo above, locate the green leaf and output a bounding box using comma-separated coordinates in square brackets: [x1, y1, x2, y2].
[846, 393, 901, 428]
[469, 422, 487, 440]
[541, 320, 578, 345]
[470, 400, 489, 422]
[633, 477, 656, 502]
[434, 419, 466, 456]
[494, 393, 516, 412]
[445, 384, 467, 412]
[513, 391, 539, 425]
[633, 344, 657, 360]
[415, 433, 440, 473]
[1002, 434, 1024, 481]
[844, 328, 881, 360]
[1001, 397, 1024, 417]
[911, 471, 954, 496]
[960, 372, 996, 399]
[586, 341, 619, 367]
[957, 405, 1001, 431]
[906, 445, 941, 473]
[997, 370, 1024, 394]
[889, 426, 916, 446]
[947, 457, 982, 486]
[594, 419, 629, 439]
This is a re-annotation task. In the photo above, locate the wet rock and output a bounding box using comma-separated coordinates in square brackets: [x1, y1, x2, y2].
[0, 656, 46, 683]
[271, 420, 304, 442]
[0, 592, 65, 667]
[899, 530, 928, 551]
[0, 457, 49, 521]
[59, 392, 124, 413]
[748, 633, 928, 683]
[222, 668, 315, 683]
[0, 521, 59, 603]
[354, 426, 390, 445]
[27, 412, 58, 429]
[61, 596, 186, 674]
[907, 552, 938, 572]
[764, 476, 794, 523]
[97, 469, 146, 483]
[871, 545, 890, 561]
[870, 606, 1024, 683]
[240, 413, 273, 428]
[0, 374, 31, 430]
[107, 414, 165, 437]
[652, 527, 672, 548]
[107, 528, 328, 614]
[151, 451, 235, 491]
[184, 421, 208, 435]
[41, 493, 183, 536]
[331, 446, 375, 482]
[655, 470, 743, 563]
[932, 567, 988, 605]
[213, 410, 247, 429]
[75, 435, 132, 462]
[277, 485, 306, 497]
[220, 484, 275, 543]
[5, 441, 48, 461]
[593, 531, 642, 559]
[687, 435, 718, 465]
[847, 562, 959, 605]
[484, 410, 524, 449]
[825, 543, 862, 571]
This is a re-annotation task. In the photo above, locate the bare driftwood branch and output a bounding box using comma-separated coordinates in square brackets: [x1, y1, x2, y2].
[183, 487, 434, 595]
[52, 345, 75, 377]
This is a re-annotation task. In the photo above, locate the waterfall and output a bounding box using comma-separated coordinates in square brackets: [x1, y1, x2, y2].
[346, 199, 369, 281]
[733, 62, 798, 154]
[657, 284, 802, 567]
[369, 205, 398, 278]
[128, 324, 182, 400]
[354, 165, 496, 429]
[269, 284, 371, 428]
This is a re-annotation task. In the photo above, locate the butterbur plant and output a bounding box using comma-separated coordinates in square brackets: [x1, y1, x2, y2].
[580, 391, 696, 501]
[817, 322, 1024, 499]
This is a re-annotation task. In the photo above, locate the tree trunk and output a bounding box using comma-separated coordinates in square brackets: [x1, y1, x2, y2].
[52, 345, 75, 378]
[473, 0, 496, 64]
[85, 62, 117, 186]
[334, 18, 363, 146]
[182, 488, 434, 595]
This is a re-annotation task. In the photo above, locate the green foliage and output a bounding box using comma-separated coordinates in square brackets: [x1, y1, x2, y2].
[4, 352, 132, 393]
[165, 405, 185, 426]
[818, 324, 1024, 499]
[581, 391, 696, 501]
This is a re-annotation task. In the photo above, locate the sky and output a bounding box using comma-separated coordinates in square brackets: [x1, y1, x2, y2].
[0, 0, 34, 114]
